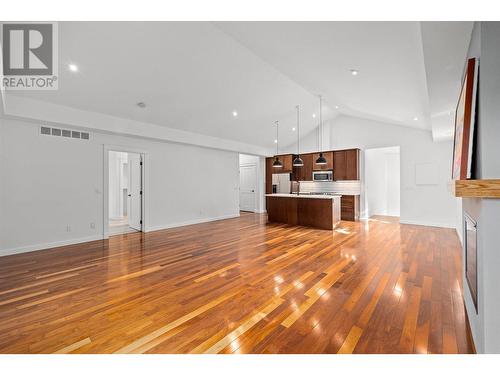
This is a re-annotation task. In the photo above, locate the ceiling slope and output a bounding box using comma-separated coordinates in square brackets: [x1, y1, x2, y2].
[3, 21, 473, 151]
[5, 22, 323, 152]
[215, 21, 432, 130]
[420, 21, 474, 142]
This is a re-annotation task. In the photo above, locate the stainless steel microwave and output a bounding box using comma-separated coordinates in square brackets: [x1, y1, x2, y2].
[312, 170, 333, 181]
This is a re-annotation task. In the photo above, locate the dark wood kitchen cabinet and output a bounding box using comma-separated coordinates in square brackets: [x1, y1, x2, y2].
[266, 154, 294, 194]
[334, 149, 360, 180]
[265, 157, 274, 194]
[312, 151, 334, 170]
[266, 195, 340, 230]
[267, 154, 293, 173]
[293, 153, 313, 181]
[266, 148, 361, 221]
[345, 149, 360, 180]
[340, 195, 360, 221]
[266, 196, 298, 226]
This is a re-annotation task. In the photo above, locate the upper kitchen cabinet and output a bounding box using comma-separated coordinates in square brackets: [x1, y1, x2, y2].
[276, 154, 293, 172]
[334, 149, 360, 180]
[293, 153, 313, 181]
[345, 149, 360, 180]
[266, 154, 294, 193]
[312, 151, 334, 170]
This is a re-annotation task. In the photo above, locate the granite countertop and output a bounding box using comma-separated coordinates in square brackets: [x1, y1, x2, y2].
[265, 193, 342, 199]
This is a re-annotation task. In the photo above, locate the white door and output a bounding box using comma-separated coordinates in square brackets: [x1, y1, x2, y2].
[127, 153, 142, 231]
[239, 164, 256, 212]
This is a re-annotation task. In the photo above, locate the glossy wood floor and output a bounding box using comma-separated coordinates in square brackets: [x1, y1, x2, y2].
[0, 213, 474, 354]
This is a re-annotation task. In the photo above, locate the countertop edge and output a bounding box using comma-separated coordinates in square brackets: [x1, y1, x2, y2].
[265, 194, 342, 199]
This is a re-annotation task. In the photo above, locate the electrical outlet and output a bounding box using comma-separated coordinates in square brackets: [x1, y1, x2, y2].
[90, 222, 95, 229]
[66, 225, 71, 232]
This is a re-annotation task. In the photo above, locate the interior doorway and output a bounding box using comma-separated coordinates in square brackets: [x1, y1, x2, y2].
[239, 163, 257, 212]
[108, 150, 143, 235]
[364, 146, 400, 219]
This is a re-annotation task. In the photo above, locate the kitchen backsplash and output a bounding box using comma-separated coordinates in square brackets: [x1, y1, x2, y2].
[298, 181, 361, 195]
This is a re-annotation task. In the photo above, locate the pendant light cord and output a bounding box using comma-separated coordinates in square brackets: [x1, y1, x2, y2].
[296, 105, 300, 155]
[275, 120, 279, 156]
[319, 95, 322, 152]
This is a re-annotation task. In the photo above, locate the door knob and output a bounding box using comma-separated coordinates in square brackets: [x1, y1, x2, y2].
[128, 194, 131, 197]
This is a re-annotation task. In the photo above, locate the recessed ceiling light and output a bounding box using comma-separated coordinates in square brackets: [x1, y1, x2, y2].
[312, 114, 316, 118]
[136, 102, 146, 108]
[274, 139, 278, 143]
[292, 127, 296, 131]
[232, 111, 238, 117]
[350, 69, 359, 76]
[335, 105, 339, 109]
[413, 116, 418, 121]
[68, 64, 78, 72]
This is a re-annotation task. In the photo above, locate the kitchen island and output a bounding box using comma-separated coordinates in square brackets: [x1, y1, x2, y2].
[265, 194, 341, 230]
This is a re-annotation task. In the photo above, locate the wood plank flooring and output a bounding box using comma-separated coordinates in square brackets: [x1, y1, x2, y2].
[0, 213, 474, 353]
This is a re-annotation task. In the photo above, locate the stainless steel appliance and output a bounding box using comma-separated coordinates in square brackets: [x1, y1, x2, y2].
[312, 170, 333, 181]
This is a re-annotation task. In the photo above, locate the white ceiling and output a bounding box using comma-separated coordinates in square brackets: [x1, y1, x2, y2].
[216, 22, 431, 129]
[5, 21, 472, 151]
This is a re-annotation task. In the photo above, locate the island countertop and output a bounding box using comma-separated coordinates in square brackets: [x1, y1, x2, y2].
[265, 193, 342, 199]
[266, 194, 341, 230]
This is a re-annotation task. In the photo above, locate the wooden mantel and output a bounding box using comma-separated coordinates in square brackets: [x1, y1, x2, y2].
[453, 179, 500, 198]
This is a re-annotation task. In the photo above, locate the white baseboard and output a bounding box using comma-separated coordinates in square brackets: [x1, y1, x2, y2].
[146, 213, 240, 233]
[0, 214, 243, 257]
[0, 214, 242, 257]
[399, 219, 456, 229]
[0, 234, 105, 257]
[361, 214, 456, 230]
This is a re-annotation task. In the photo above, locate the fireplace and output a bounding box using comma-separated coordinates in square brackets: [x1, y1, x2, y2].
[464, 214, 478, 312]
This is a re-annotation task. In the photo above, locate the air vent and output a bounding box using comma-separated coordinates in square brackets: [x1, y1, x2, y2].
[40, 126, 90, 141]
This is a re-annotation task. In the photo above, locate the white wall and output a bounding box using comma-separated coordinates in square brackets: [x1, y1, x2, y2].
[279, 113, 455, 227]
[329, 115, 457, 228]
[461, 22, 500, 354]
[280, 119, 333, 155]
[281, 114, 456, 228]
[239, 154, 266, 213]
[456, 198, 463, 243]
[4, 95, 271, 157]
[0, 117, 240, 256]
[365, 147, 400, 217]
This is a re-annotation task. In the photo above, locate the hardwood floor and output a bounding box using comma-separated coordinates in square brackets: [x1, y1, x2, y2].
[0, 213, 474, 353]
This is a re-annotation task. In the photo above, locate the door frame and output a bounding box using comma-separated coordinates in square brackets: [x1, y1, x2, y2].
[127, 152, 143, 231]
[103, 145, 149, 239]
[239, 162, 258, 213]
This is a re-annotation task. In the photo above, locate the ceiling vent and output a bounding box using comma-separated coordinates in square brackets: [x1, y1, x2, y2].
[40, 126, 90, 141]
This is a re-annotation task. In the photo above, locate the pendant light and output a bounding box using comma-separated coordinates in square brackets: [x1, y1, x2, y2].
[272, 120, 283, 168]
[292, 105, 304, 167]
[315, 95, 327, 165]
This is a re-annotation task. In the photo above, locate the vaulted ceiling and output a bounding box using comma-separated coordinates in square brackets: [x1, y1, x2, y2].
[3, 21, 472, 152]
